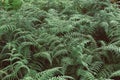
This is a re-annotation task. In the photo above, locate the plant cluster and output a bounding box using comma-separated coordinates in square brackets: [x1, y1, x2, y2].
[0, 0, 120, 80]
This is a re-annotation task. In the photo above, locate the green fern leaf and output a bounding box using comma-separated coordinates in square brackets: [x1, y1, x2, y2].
[34, 51, 52, 65]
[110, 70, 120, 78]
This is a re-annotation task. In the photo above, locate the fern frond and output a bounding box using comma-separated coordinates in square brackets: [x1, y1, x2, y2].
[49, 76, 74, 80]
[110, 70, 120, 78]
[35, 67, 62, 80]
[94, 44, 120, 55]
[77, 69, 95, 80]
[0, 24, 16, 34]
[33, 51, 52, 65]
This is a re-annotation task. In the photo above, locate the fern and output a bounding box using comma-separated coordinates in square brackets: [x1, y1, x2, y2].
[77, 69, 95, 80]
[0, 0, 120, 80]
[33, 51, 52, 65]
[110, 70, 120, 78]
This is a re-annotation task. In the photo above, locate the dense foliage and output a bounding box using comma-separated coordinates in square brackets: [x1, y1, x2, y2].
[0, 0, 120, 80]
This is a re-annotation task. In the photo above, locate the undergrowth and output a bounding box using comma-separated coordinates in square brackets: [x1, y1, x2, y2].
[0, 0, 120, 80]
